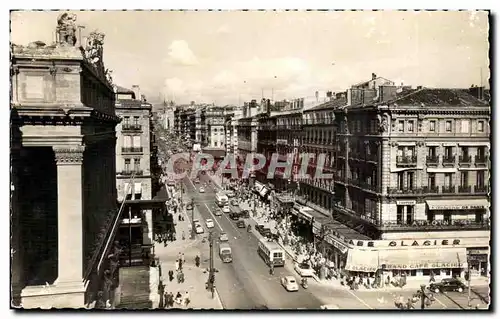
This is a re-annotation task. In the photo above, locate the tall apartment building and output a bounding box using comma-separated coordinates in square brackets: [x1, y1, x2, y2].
[114, 85, 154, 254]
[330, 77, 490, 281]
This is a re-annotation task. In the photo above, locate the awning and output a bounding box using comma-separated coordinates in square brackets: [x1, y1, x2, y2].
[379, 248, 467, 270]
[426, 198, 489, 210]
[124, 182, 132, 195]
[134, 183, 142, 194]
[298, 208, 313, 222]
[345, 249, 379, 272]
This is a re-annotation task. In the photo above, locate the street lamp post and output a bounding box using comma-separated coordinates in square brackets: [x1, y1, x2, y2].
[207, 230, 216, 299]
[190, 198, 195, 239]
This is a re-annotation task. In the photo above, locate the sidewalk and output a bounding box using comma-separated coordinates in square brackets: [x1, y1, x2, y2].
[152, 195, 223, 309]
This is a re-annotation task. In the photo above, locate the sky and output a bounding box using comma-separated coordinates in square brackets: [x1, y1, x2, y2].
[10, 10, 490, 105]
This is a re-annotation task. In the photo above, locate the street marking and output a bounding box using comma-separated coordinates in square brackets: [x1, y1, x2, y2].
[347, 290, 373, 309]
[203, 203, 224, 232]
[434, 295, 448, 309]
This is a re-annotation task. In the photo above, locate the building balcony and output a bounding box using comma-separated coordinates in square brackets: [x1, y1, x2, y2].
[474, 185, 489, 194]
[365, 153, 378, 162]
[122, 147, 144, 154]
[121, 170, 143, 176]
[422, 186, 440, 194]
[457, 185, 472, 193]
[426, 155, 439, 166]
[387, 187, 422, 195]
[442, 155, 455, 166]
[122, 124, 142, 132]
[459, 155, 472, 166]
[379, 219, 490, 231]
[442, 185, 456, 193]
[475, 155, 489, 167]
[396, 155, 417, 167]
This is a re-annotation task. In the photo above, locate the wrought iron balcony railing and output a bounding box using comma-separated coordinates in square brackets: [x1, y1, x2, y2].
[122, 147, 144, 153]
[396, 155, 417, 166]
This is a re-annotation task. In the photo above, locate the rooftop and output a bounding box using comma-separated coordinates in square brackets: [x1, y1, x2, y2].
[389, 88, 489, 107]
[116, 99, 152, 110]
[305, 97, 348, 112]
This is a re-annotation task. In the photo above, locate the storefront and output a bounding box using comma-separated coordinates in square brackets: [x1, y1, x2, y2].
[288, 204, 314, 240]
[425, 198, 490, 224]
[339, 237, 489, 281]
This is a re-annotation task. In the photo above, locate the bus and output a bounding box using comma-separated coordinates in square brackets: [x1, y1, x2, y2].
[215, 192, 229, 207]
[257, 238, 285, 267]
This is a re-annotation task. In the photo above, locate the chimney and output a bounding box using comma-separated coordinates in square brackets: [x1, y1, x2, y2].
[132, 85, 141, 100]
[417, 86, 423, 90]
[347, 89, 352, 105]
[315, 91, 319, 102]
[372, 73, 377, 80]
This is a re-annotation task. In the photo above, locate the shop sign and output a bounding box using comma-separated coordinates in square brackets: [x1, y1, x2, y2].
[326, 235, 349, 254]
[396, 200, 416, 205]
[388, 239, 461, 247]
[468, 249, 489, 255]
[431, 204, 487, 210]
[383, 262, 464, 270]
[346, 265, 378, 272]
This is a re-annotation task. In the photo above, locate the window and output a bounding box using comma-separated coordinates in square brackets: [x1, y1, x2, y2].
[428, 173, 436, 188]
[476, 171, 485, 187]
[423, 269, 431, 276]
[461, 120, 470, 133]
[429, 120, 436, 132]
[406, 206, 414, 224]
[478, 121, 485, 132]
[214, 141, 218, 147]
[444, 173, 453, 187]
[408, 121, 414, 132]
[445, 121, 452, 132]
[444, 146, 453, 158]
[397, 147, 404, 158]
[132, 136, 141, 147]
[397, 205, 404, 224]
[397, 172, 404, 189]
[124, 116, 130, 125]
[134, 158, 141, 171]
[460, 171, 468, 187]
[398, 120, 404, 132]
[428, 146, 437, 157]
[123, 135, 132, 148]
[407, 147, 415, 158]
[460, 146, 469, 157]
[124, 159, 131, 171]
[443, 213, 451, 224]
[133, 116, 139, 125]
[407, 172, 415, 189]
[477, 146, 486, 159]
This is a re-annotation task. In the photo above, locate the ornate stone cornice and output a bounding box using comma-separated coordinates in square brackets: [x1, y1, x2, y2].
[53, 145, 85, 164]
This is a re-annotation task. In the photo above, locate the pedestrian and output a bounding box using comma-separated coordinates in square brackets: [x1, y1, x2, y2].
[179, 258, 183, 271]
[175, 259, 179, 271]
[184, 291, 191, 307]
[182, 253, 186, 264]
[168, 270, 174, 282]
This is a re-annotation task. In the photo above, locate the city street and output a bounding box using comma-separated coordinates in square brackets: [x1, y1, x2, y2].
[183, 174, 325, 309]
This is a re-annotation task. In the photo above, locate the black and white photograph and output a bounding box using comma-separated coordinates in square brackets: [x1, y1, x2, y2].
[9, 8, 491, 310]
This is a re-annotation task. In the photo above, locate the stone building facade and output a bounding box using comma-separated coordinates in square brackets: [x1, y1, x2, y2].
[10, 18, 120, 308]
[114, 85, 154, 254]
[331, 79, 491, 280]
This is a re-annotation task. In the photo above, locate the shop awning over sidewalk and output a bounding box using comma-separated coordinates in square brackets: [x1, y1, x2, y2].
[426, 198, 489, 210]
[123, 186, 170, 209]
[379, 248, 468, 270]
[345, 249, 379, 272]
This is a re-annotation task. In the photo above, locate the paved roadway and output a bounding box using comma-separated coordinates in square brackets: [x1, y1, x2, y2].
[183, 175, 324, 310]
[180, 174, 490, 310]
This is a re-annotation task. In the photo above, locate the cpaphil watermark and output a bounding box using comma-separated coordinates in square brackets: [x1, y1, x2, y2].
[163, 152, 335, 181]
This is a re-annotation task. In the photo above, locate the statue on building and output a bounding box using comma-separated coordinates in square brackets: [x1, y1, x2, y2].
[377, 114, 389, 133]
[104, 68, 113, 85]
[56, 13, 77, 46]
[83, 31, 106, 73]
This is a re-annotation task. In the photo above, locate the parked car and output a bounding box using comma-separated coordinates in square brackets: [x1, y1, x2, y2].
[205, 218, 215, 229]
[280, 276, 299, 292]
[255, 224, 265, 232]
[222, 206, 231, 213]
[199, 186, 205, 193]
[219, 232, 229, 242]
[294, 262, 315, 277]
[226, 190, 235, 198]
[236, 220, 246, 228]
[195, 225, 204, 234]
[260, 227, 272, 237]
[230, 199, 239, 206]
[429, 278, 467, 293]
[214, 209, 222, 216]
[186, 203, 193, 210]
[194, 179, 200, 184]
[239, 210, 250, 218]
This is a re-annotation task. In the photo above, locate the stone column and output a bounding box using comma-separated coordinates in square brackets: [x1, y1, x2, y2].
[53, 146, 85, 285]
